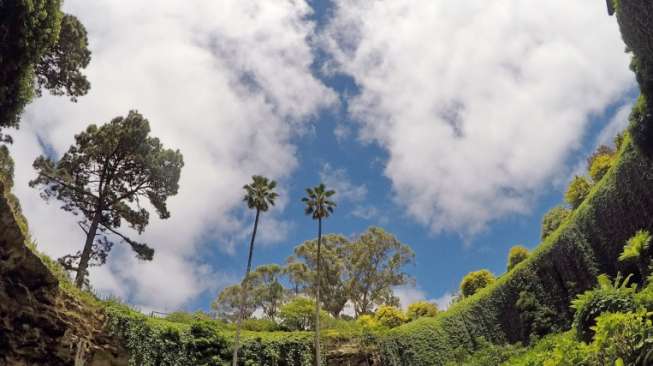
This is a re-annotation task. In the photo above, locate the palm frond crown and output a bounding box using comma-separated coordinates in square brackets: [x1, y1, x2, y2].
[243, 175, 278, 212]
[301, 183, 336, 220]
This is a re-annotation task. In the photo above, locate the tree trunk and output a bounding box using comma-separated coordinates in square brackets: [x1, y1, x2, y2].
[232, 209, 260, 366]
[314, 217, 322, 366]
[74, 209, 102, 289]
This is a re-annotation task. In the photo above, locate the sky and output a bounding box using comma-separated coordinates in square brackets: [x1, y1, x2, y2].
[8, 0, 637, 313]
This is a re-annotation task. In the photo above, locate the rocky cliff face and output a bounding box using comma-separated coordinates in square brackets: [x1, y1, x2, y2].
[0, 181, 124, 366]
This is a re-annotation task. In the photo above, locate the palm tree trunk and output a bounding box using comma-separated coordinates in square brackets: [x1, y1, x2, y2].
[232, 209, 260, 366]
[314, 217, 322, 366]
[74, 208, 102, 289]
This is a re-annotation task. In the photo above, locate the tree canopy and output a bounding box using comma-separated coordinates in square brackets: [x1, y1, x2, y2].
[541, 205, 571, 240]
[346, 227, 415, 316]
[565, 175, 592, 209]
[460, 269, 496, 298]
[507, 245, 529, 271]
[30, 111, 183, 287]
[0, 1, 91, 129]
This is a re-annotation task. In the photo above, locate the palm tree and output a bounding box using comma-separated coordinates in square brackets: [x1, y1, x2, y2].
[232, 175, 278, 366]
[302, 183, 336, 366]
[619, 230, 652, 280]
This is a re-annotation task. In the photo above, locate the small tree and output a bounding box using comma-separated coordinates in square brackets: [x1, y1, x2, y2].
[406, 301, 438, 321]
[278, 296, 329, 331]
[541, 205, 571, 240]
[460, 269, 496, 298]
[564, 175, 591, 209]
[212, 284, 257, 322]
[251, 264, 285, 319]
[619, 230, 652, 279]
[30, 111, 183, 288]
[302, 183, 336, 366]
[507, 245, 529, 271]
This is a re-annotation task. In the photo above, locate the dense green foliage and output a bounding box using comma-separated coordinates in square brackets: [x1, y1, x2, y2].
[0, 0, 91, 129]
[540, 205, 570, 240]
[564, 175, 591, 209]
[29, 111, 184, 288]
[507, 246, 530, 272]
[406, 301, 439, 321]
[619, 230, 652, 279]
[460, 269, 496, 297]
[378, 133, 653, 365]
[375, 305, 407, 328]
[571, 274, 637, 343]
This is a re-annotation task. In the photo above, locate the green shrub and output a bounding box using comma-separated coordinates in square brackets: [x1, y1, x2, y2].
[406, 301, 438, 321]
[591, 310, 653, 365]
[589, 153, 614, 183]
[507, 246, 530, 272]
[241, 318, 280, 332]
[356, 314, 381, 329]
[619, 229, 652, 279]
[541, 206, 571, 240]
[515, 291, 561, 341]
[460, 269, 496, 297]
[564, 175, 592, 209]
[375, 305, 407, 328]
[571, 274, 637, 343]
[278, 296, 329, 331]
[445, 337, 524, 366]
[540, 205, 571, 240]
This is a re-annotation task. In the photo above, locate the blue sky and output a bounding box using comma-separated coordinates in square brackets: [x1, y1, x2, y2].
[13, 0, 637, 312]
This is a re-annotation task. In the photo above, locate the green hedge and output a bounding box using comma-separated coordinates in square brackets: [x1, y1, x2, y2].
[104, 301, 314, 366]
[380, 131, 653, 365]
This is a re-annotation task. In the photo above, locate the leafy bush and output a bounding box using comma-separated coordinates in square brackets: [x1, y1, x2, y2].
[540, 205, 571, 240]
[507, 246, 530, 272]
[571, 274, 637, 343]
[445, 337, 524, 366]
[406, 301, 438, 321]
[241, 318, 280, 332]
[619, 230, 652, 279]
[515, 291, 561, 341]
[375, 305, 406, 328]
[278, 296, 329, 331]
[591, 310, 653, 365]
[356, 314, 381, 329]
[460, 269, 496, 297]
[589, 153, 614, 183]
[564, 175, 591, 209]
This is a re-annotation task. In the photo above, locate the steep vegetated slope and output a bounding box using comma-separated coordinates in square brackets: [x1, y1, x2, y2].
[379, 1, 653, 364]
[0, 178, 125, 366]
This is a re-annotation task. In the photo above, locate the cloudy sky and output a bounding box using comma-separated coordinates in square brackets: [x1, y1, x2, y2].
[10, 0, 635, 312]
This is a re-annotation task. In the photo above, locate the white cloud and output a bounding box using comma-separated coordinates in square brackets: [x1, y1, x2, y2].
[319, 163, 367, 202]
[393, 286, 454, 311]
[351, 205, 378, 220]
[12, 0, 335, 311]
[596, 102, 632, 148]
[323, 0, 634, 235]
[433, 292, 455, 311]
[393, 286, 427, 310]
